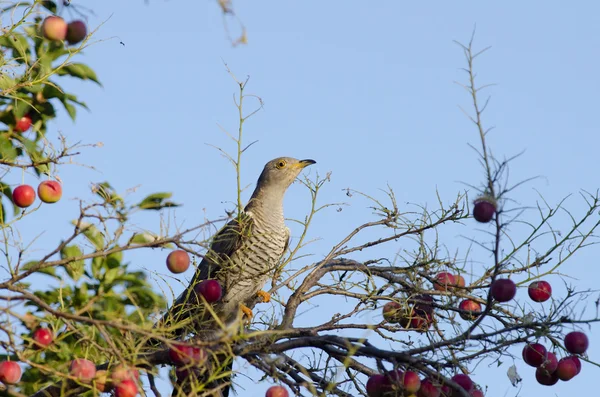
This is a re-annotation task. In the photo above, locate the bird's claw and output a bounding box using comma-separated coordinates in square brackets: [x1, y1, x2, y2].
[257, 290, 271, 303]
[240, 304, 253, 322]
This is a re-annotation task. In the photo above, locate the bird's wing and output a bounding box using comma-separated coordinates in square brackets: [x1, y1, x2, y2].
[191, 211, 254, 283]
[282, 226, 291, 256]
[161, 212, 254, 326]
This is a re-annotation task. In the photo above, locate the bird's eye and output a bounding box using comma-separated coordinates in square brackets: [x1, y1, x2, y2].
[276, 160, 286, 169]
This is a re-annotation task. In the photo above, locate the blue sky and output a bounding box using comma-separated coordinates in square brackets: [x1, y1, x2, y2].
[17, 1, 600, 396]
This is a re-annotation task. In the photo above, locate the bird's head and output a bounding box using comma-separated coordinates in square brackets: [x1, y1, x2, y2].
[252, 157, 316, 200]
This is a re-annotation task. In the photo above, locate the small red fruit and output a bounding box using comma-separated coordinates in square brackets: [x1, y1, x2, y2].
[265, 385, 289, 397]
[32, 327, 53, 348]
[111, 364, 140, 384]
[13, 185, 36, 208]
[38, 180, 62, 203]
[473, 197, 496, 223]
[195, 279, 222, 303]
[522, 343, 547, 367]
[0, 361, 22, 384]
[490, 278, 516, 302]
[540, 352, 558, 373]
[66, 20, 87, 45]
[556, 357, 578, 381]
[417, 378, 441, 397]
[567, 356, 582, 374]
[366, 374, 386, 397]
[471, 388, 484, 397]
[564, 331, 588, 354]
[69, 358, 96, 383]
[166, 250, 190, 274]
[15, 115, 32, 132]
[41, 16, 67, 41]
[458, 300, 482, 320]
[528, 281, 552, 302]
[454, 274, 466, 288]
[535, 367, 558, 386]
[94, 370, 110, 392]
[451, 374, 473, 393]
[433, 272, 455, 291]
[402, 371, 421, 393]
[168, 344, 207, 366]
[115, 378, 138, 397]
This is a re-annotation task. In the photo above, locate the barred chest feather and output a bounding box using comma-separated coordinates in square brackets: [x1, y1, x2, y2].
[218, 209, 288, 318]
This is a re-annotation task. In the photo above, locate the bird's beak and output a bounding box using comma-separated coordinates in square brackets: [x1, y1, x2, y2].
[297, 159, 316, 169]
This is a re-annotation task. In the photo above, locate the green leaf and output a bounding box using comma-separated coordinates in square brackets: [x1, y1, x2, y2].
[106, 251, 122, 269]
[0, 32, 29, 54]
[60, 244, 85, 281]
[13, 95, 32, 119]
[42, 84, 66, 100]
[40, 1, 58, 14]
[56, 63, 101, 85]
[21, 260, 58, 278]
[0, 75, 16, 91]
[71, 221, 105, 250]
[0, 135, 18, 161]
[91, 257, 104, 279]
[62, 101, 76, 121]
[104, 267, 120, 285]
[128, 232, 158, 245]
[0, 182, 18, 217]
[136, 192, 181, 210]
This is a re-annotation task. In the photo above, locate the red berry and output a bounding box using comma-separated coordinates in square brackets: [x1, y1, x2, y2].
[13, 185, 36, 208]
[433, 272, 455, 291]
[115, 378, 138, 397]
[69, 358, 96, 383]
[451, 374, 473, 393]
[32, 327, 53, 348]
[15, 115, 32, 132]
[0, 361, 21, 384]
[522, 343, 547, 367]
[417, 378, 441, 397]
[366, 374, 386, 397]
[490, 278, 516, 302]
[535, 367, 558, 386]
[41, 16, 67, 41]
[528, 281, 552, 302]
[166, 250, 190, 273]
[66, 20, 87, 45]
[168, 344, 207, 366]
[195, 279, 222, 303]
[567, 356, 582, 374]
[540, 352, 558, 373]
[556, 357, 578, 381]
[265, 385, 289, 397]
[473, 198, 496, 223]
[564, 331, 588, 354]
[37, 180, 62, 203]
[458, 300, 482, 320]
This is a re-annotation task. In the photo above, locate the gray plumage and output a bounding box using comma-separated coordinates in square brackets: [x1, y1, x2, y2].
[162, 157, 315, 396]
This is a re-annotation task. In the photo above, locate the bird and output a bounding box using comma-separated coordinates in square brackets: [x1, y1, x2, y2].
[160, 157, 316, 396]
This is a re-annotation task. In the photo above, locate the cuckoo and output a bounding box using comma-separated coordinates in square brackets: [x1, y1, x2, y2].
[162, 157, 316, 396]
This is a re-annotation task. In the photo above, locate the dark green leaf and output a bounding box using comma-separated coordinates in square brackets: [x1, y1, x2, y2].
[40, 1, 57, 14]
[128, 232, 158, 245]
[0, 135, 18, 161]
[73, 221, 105, 250]
[56, 63, 101, 85]
[136, 192, 181, 210]
[21, 260, 58, 278]
[60, 244, 85, 281]
[13, 96, 32, 119]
